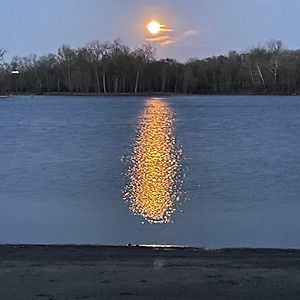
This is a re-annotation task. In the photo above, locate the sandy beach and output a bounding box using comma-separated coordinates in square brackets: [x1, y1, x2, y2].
[0, 245, 300, 299]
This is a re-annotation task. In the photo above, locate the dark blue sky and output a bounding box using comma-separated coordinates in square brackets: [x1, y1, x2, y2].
[1, 0, 300, 62]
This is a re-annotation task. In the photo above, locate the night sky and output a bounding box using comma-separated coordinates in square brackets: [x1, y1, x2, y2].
[1, 0, 300, 61]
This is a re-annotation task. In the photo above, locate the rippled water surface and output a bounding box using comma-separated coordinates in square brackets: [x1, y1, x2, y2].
[1, 95, 300, 248]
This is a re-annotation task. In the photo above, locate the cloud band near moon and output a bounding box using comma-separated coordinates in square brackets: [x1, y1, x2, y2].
[146, 20, 198, 47]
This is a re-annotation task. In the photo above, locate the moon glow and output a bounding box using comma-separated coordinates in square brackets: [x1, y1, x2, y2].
[147, 21, 161, 35]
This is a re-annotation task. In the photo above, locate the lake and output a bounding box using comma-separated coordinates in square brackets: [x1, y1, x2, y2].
[1, 95, 300, 248]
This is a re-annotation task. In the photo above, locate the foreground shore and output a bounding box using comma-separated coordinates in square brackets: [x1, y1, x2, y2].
[1, 245, 300, 299]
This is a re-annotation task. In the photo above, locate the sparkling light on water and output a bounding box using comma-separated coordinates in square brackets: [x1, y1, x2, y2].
[123, 98, 182, 224]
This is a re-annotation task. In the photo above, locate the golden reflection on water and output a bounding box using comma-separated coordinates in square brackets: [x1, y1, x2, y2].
[123, 98, 182, 224]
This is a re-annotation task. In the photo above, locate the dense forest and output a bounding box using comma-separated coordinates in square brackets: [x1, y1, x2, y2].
[0, 39, 300, 95]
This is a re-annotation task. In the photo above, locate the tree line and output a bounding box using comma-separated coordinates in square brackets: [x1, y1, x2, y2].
[1, 39, 300, 95]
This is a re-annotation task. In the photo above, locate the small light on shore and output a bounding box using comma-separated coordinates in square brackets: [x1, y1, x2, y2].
[11, 70, 20, 74]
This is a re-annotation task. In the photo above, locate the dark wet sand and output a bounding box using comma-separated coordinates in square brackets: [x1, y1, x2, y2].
[1, 245, 300, 299]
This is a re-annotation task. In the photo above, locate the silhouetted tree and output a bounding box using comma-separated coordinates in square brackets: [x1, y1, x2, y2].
[2, 39, 300, 95]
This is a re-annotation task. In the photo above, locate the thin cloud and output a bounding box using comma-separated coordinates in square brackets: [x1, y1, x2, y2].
[167, 42, 230, 47]
[160, 39, 177, 46]
[145, 25, 198, 47]
[184, 30, 198, 37]
[160, 28, 173, 33]
[146, 35, 178, 46]
[146, 35, 172, 42]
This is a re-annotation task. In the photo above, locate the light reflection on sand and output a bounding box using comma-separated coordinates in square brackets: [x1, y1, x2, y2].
[123, 98, 182, 224]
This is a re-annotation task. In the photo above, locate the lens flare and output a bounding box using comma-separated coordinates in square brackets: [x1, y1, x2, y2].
[123, 98, 182, 224]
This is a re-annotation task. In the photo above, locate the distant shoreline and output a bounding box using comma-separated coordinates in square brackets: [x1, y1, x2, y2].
[3, 92, 300, 97]
[1, 244, 300, 299]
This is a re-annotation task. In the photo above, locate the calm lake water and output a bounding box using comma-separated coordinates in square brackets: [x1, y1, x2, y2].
[1, 95, 300, 248]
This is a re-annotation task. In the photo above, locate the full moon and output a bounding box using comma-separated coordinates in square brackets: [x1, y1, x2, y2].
[147, 21, 161, 35]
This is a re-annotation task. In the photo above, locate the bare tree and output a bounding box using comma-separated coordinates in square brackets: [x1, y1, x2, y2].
[249, 47, 268, 92]
[132, 43, 155, 93]
[266, 39, 283, 92]
[87, 41, 108, 93]
[0, 49, 7, 69]
[58, 45, 75, 92]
